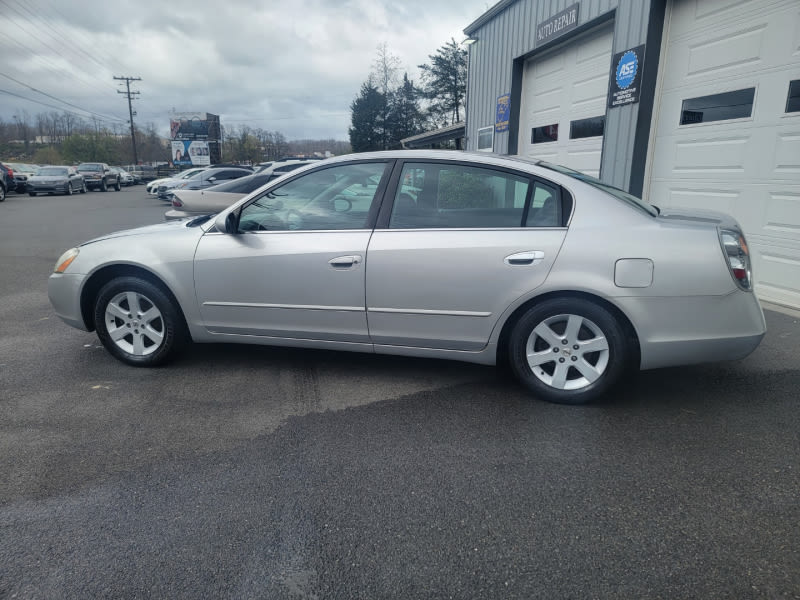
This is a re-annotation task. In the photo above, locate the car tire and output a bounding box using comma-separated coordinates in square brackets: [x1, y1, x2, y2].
[508, 298, 631, 405]
[80, 182, 87, 194]
[114, 179, 121, 191]
[94, 276, 186, 367]
[66, 183, 73, 196]
[100, 179, 108, 192]
[28, 192, 36, 197]
[0, 185, 5, 202]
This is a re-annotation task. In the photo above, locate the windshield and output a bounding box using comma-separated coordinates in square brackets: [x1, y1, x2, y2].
[537, 161, 658, 217]
[180, 169, 206, 180]
[37, 167, 69, 176]
[77, 164, 102, 171]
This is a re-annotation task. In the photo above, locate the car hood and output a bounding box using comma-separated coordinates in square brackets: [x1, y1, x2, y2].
[655, 206, 740, 230]
[81, 218, 199, 246]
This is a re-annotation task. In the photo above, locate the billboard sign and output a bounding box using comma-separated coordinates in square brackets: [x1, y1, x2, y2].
[169, 112, 221, 141]
[171, 140, 210, 166]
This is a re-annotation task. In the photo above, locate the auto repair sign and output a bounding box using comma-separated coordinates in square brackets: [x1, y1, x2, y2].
[608, 45, 645, 108]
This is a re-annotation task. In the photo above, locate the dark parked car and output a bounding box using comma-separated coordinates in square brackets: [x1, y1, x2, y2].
[0, 162, 16, 197]
[76, 163, 120, 192]
[159, 167, 252, 199]
[27, 166, 86, 196]
[0, 163, 11, 202]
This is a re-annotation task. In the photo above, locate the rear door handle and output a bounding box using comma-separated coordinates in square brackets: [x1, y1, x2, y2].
[328, 255, 363, 268]
[505, 251, 544, 266]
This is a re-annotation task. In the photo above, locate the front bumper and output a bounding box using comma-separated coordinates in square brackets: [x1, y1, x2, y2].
[48, 273, 90, 331]
[29, 182, 70, 194]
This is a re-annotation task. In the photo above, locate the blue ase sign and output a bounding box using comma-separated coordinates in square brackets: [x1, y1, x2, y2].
[608, 44, 645, 108]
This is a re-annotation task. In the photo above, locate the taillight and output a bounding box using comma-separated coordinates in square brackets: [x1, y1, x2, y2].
[719, 228, 752, 290]
[172, 198, 183, 207]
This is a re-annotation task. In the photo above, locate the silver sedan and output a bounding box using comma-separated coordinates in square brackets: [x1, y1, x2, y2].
[48, 150, 766, 404]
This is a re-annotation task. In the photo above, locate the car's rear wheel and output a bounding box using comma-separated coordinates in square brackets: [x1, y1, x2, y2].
[508, 298, 630, 405]
[94, 277, 185, 367]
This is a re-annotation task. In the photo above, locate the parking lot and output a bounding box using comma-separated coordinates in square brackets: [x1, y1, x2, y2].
[1, 185, 798, 598]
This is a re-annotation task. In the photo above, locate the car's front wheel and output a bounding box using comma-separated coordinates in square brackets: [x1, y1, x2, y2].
[100, 179, 108, 192]
[114, 178, 121, 191]
[508, 298, 631, 405]
[94, 277, 186, 367]
[80, 182, 87, 193]
[65, 183, 73, 196]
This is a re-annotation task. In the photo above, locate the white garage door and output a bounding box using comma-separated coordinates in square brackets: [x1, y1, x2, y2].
[517, 23, 614, 178]
[647, 0, 800, 308]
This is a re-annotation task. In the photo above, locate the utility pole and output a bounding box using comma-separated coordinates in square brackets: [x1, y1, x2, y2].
[114, 76, 141, 164]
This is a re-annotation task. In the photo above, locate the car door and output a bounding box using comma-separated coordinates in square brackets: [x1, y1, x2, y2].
[193, 160, 392, 343]
[365, 160, 569, 351]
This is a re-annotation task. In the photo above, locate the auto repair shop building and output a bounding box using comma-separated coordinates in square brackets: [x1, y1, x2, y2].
[463, 0, 800, 309]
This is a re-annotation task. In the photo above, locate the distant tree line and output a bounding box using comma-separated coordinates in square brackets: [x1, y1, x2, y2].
[0, 112, 352, 166]
[349, 39, 468, 152]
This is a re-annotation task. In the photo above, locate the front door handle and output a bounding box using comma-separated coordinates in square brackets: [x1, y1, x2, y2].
[328, 255, 363, 268]
[505, 250, 545, 266]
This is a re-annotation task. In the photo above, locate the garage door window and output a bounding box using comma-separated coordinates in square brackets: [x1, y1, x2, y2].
[786, 80, 800, 113]
[477, 126, 494, 151]
[532, 124, 559, 144]
[390, 163, 530, 229]
[570, 116, 605, 139]
[680, 88, 755, 125]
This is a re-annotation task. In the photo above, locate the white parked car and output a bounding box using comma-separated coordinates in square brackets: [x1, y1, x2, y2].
[146, 168, 207, 196]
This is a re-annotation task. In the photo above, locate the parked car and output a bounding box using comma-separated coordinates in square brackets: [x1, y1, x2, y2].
[47, 150, 766, 405]
[0, 163, 10, 201]
[112, 167, 135, 186]
[27, 166, 86, 196]
[5, 163, 38, 193]
[125, 165, 157, 182]
[165, 169, 304, 220]
[76, 163, 120, 192]
[147, 168, 206, 197]
[0, 162, 16, 194]
[158, 167, 252, 200]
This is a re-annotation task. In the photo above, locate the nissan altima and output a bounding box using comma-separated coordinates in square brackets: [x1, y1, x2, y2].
[48, 151, 766, 404]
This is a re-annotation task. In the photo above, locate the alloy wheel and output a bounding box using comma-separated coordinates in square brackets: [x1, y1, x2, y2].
[104, 291, 165, 356]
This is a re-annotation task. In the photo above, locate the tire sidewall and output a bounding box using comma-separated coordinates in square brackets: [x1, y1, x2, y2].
[508, 298, 630, 405]
[94, 276, 184, 367]
[100, 179, 108, 192]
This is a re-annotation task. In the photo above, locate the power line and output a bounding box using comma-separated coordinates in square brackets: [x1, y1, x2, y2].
[0, 87, 121, 127]
[0, 72, 126, 122]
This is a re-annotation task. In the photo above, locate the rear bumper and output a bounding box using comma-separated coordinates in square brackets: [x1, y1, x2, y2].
[616, 291, 767, 370]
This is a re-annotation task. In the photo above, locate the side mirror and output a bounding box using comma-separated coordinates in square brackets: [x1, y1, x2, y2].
[207, 176, 217, 182]
[214, 211, 238, 234]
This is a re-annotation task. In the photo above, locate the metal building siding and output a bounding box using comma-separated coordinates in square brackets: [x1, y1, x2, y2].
[465, 0, 654, 191]
[599, 0, 653, 188]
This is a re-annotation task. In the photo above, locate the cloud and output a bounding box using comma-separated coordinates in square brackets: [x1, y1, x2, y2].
[0, 0, 488, 140]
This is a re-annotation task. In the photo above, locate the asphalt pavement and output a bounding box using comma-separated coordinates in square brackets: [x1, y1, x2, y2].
[0, 186, 798, 599]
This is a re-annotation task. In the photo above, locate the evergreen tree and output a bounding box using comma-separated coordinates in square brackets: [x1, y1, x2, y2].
[387, 73, 424, 148]
[418, 38, 468, 127]
[349, 79, 385, 152]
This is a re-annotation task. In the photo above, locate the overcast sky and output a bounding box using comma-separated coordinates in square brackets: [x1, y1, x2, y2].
[0, 0, 492, 141]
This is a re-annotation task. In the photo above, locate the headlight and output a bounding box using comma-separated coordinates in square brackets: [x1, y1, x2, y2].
[54, 248, 79, 273]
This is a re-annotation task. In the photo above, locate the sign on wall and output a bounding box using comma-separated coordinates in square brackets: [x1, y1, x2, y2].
[607, 45, 645, 108]
[171, 140, 211, 166]
[495, 94, 510, 132]
[535, 3, 580, 47]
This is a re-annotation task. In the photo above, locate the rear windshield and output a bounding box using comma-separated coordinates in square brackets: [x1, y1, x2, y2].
[537, 161, 658, 217]
[37, 167, 68, 176]
[77, 164, 102, 171]
[208, 173, 272, 194]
